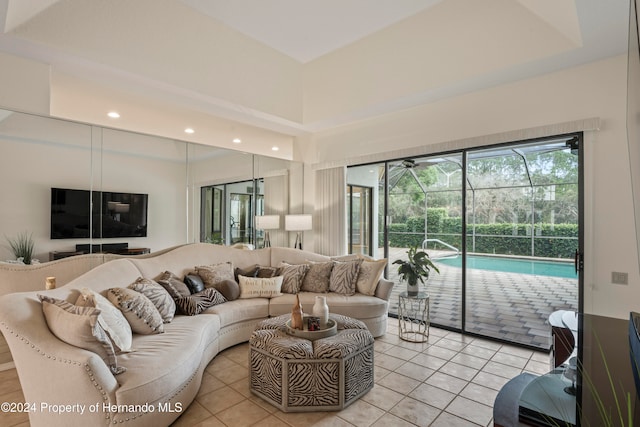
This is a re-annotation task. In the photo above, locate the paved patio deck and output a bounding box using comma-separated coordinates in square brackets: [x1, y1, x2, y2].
[382, 247, 578, 350]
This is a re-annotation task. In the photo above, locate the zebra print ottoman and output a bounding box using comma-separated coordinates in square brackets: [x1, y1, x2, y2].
[249, 313, 374, 412]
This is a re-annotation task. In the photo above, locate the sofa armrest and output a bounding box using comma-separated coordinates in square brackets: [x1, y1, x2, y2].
[374, 278, 394, 301]
[0, 292, 120, 426]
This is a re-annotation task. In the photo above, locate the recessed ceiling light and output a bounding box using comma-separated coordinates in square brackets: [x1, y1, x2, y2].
[107, 111, 120, 119]
[271, 146, 279, 151]
[233, 138, 241, 144]
[184, 128, 195, 134]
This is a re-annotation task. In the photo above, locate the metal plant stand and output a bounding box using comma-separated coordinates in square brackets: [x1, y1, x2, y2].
[398, 291, 430, 342]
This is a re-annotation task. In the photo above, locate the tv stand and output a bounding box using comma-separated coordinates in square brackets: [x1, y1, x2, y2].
[49, 245, 150, 260]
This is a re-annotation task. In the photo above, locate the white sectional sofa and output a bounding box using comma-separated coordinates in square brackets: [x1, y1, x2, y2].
[0, 243, 392, 427]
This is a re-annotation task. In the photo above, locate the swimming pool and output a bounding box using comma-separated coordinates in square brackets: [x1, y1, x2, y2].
[435, 255, 577, 278]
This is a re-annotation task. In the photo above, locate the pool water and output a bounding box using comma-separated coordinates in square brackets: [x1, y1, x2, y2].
[435, 255, 577, 278]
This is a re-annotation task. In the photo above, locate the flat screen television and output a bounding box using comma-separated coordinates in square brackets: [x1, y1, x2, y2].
[51, 188, 148, 239]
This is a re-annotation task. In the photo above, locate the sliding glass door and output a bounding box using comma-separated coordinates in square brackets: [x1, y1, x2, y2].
[347, 135, 581, 350]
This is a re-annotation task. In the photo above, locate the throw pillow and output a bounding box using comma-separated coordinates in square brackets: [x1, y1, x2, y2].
[356, 258, 387, 296]
[216, 279, 240, 301]
[238, 275, 284, 298]
[156, 271, 191, 299]
[129, 277, 176, 323]
[196, 262, 235, 288]
[39, 295, 125, 375]
[174, 288, 227, 316]
[301, 261, 333, 293]
[256, 266, 277, 278]
[234, 265, 259, 281]
[276, 262, 310, 294]
[75, 288, 133, 353]
[183, 274, 205, 294]
[107, 287, 164, 334]
[329, 259, 363, 296]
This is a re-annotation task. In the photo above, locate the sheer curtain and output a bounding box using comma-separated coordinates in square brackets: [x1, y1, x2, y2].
[314, 166, 346, 256]
[263, 172, 289, 248]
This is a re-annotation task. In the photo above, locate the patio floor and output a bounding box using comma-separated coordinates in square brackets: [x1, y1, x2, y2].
[382, 247, 578, 350]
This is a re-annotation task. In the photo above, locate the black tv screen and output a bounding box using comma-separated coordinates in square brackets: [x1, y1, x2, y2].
[51, 188, 148, 239]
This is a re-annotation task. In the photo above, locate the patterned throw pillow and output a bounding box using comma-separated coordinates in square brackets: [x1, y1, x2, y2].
[156, 271, 191, 299]
[356, 258, 387, 296]
[107, 287, 164, 334]
[329, 259, 363, 295]
[129, 277, 176, 323]
[39, 295, 125, 375]
[256, 266, 278, 278]
[75, 288, 133, 353]
[276, 262, 310, 294]
[301, 261, 333, 293]
[234, 265, 259, 281]
[196, 262, 235, 288]
[174, 288, 227, 316]
[238, 275, 284, 298]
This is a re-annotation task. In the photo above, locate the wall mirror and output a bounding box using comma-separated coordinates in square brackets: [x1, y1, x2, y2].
[0, 107, 300, 262]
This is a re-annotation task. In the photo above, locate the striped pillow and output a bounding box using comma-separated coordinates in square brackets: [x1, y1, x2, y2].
[276, 262, 310, 294]
[329, 259, 363, 295]
[107, 287, 164, 335]
[174, 288, 227, 316]
[129, 277, 176, 323]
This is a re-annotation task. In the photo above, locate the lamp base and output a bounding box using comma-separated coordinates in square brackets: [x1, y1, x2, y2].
[294, 232, 302, 250]
[263, 231, 271, 249]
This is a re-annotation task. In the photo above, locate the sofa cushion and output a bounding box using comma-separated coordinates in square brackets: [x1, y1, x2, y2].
[356, 258, 387, 296]
[183, 274, 205, 294]
[129, 277, 177, 323]
[39, 295, 126, 375]
[276, 262, 309, 294]
[234, 265, 258, 281]
[156, 271, 191, 299]
[329, 259, 363, 296]
[196, 262, 235, 288]
[256, 266, 277, 278]
[107, 288, 164, 334]
[174, 288, 227, 315]
[301, 260, 332, 293]
[216, 279, 240, 301]
[75, 288, 133, 353]
[115, 314, 220, 407]
[238, 275, 283, 298]
[268, 292, 388, 320]
[202, 298, 270, 328]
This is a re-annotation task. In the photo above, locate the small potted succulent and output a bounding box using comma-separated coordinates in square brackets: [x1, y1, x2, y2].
[393, 246, 439, 296]
[6, 231, 35, 264]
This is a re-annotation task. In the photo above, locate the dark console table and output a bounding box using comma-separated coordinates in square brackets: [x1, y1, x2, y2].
[50, 247, 150, 260]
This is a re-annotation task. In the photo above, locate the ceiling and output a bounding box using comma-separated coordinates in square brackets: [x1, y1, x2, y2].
[0, 0, 631, 159]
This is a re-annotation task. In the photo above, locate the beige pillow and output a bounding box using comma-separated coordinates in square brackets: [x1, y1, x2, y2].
[75, 288, 133, 353]
[129, 277, 176, 323]
[39, 295, 125, 375]
[276, 262, 310, 294]
[329, 259, 363, 296]
[238, 275, 284, 298]
[301, 261, 333, 293]
[356, 258, 387, 296]
[196, 262, 235, 288]
[107, 288, 164, 335]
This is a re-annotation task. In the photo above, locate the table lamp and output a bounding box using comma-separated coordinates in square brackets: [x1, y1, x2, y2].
[284, 214, 312, 250]
[255, 215, 280, 248]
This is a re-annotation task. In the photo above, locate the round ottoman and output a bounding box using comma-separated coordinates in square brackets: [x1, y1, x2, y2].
[249, 313, 374, 412]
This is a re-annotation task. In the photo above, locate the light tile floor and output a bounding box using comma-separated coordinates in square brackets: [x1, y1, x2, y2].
[0, 318, 550, 427]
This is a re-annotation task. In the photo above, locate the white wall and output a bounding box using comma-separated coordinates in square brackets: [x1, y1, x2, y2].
[306, 54, 637, 320]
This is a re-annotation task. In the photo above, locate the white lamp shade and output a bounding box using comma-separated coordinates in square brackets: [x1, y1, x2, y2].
[285, 214, 312, 231]
[115, 203, 130, 213]
[255, 215, 280, 230]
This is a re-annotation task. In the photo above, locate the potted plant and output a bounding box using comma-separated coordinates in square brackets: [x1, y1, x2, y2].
[6, 231, 35, 264]
[393, 246, 439, 296]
